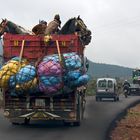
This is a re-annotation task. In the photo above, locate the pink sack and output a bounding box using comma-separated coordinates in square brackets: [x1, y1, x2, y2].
[39, 83, 62, 93]
[38, 60, 62, 76]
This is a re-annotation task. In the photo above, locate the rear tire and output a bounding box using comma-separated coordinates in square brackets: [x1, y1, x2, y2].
[24, 118, 30, 125]
[11, 122, 20, 125]
[76, 94, 81, 126]
[114, 97, 117, 102]
[96, 97, 98, 101]
[73, 121, 80, 126]
[64, 122, 71, 126]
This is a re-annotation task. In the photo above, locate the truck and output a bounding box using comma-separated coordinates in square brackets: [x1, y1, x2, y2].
[129, 69, 140, 95]
[1, 33, 88, 126]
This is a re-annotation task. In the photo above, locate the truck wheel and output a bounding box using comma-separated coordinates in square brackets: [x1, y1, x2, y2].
[64, 121, 80, 126]
[11, 122, 20, 125]
[114, 97, 117, 102]
[73, 121, 80, 126]
[96, 97, 98, 101]
[24, 118, 30, 125]
[76, 95, 81, 126]
[64, 122, 71, 126]
[81, 98, 86, 120]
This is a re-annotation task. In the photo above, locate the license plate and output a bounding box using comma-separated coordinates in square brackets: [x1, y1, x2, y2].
[35, 99, 45, 107]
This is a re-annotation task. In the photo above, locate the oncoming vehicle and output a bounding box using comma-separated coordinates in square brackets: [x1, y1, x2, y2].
[129, 69, 140, 95]
[96, 78, 119, 101]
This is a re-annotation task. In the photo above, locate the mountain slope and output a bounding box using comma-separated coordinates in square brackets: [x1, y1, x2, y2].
[88, 61, 133, 78]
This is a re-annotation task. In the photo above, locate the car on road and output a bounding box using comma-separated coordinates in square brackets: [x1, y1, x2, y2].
[96, 78, 119, 101]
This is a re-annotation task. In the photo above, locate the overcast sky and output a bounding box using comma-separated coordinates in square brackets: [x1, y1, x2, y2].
[0, 0, 140, 68]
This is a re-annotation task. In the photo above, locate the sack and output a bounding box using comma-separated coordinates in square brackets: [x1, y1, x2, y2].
[0, 59, 28, 88]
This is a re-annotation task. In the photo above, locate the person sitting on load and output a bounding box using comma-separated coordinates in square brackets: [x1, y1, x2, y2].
[45, 14, 61, 35]
[32, 20, 47, 35]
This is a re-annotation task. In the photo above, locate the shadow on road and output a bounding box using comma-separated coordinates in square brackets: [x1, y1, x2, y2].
[11, 120, 79, 129]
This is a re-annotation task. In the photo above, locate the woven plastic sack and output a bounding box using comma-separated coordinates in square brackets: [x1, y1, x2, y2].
[39, 82, 62, 93]
[0, 59, 28, 88]
[38, 60, 62, 76]
[63, 52, 82, 70]
[15, 78, 39, 93]
[15, 65, 36, 84]
[66, 74, 89, 88]
[77, 74, 90, 86]
[9, 65, 36, 89]
[11, 57, 28, 64]
[39, 76, 63, 93]
[37, 52, 88, 94]
[43, 54, 59, 62]
[41, 52, 81, 72]
[67, 71, 82, 80]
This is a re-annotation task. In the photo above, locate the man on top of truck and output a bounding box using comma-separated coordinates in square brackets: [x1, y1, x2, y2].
[32, 20, 47, 35]
[45, 14, 61, 35]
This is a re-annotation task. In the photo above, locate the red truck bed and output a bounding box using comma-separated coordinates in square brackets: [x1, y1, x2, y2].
[3, 33, 85, 62]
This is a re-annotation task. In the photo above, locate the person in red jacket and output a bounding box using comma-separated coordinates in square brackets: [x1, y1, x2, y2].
[45, 14, 61, 35]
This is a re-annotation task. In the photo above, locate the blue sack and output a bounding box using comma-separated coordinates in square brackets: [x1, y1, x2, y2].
[77, 74, 90, 86]
[67, 71, 82, 80]
[16, 65, 36, 84]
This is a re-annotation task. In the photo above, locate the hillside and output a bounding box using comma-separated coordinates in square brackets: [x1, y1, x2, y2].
[88, 61, 133, 78]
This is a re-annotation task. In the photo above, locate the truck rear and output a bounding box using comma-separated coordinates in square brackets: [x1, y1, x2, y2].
[2, 33, 88, 126]
[129, 69, 140, 95]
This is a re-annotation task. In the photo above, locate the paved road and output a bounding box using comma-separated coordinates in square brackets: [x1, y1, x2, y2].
[0, 95, 140, 140]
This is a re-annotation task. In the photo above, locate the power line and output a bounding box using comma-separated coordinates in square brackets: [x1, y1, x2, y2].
[95, 15, 140, 29]
[93, 15, 140, 34]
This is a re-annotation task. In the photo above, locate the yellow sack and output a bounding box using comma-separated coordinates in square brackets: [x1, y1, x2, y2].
[0, 59, 29, 88]
[15, 78, 38, 91]
[0, 74, 10, 87]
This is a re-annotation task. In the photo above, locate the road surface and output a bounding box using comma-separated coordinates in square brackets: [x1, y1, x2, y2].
[0, 95, 140, 140]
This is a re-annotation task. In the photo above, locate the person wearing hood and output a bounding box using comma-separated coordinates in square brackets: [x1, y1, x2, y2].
[45, 14, 61, 35]
[32, 20, 47, 35]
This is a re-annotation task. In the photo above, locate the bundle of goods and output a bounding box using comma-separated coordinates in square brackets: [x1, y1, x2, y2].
[65, 71, 89, 88]
[0, 52, 89, 96]
[37, 54, 63, 93]
[0, 57, 39, 96]
[63, 53, 89, 88]
[10, 65, 36, 85]
[37, 52, 89, 94]
[9, 64, 38, 95]
[63, 52, 82, 70]
[0, 57, 28, 88]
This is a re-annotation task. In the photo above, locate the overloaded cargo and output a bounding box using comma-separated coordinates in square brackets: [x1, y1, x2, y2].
[0, 16, 91, 126]
[1, 34, 89, 95]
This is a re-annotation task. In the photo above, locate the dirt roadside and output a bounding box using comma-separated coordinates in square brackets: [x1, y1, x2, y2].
[110, 103, 140, 140]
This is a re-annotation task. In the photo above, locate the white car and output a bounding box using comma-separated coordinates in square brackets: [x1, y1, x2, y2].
[96, 78, 119, 101]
